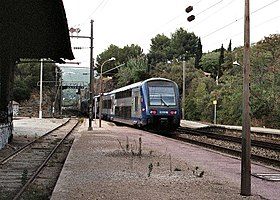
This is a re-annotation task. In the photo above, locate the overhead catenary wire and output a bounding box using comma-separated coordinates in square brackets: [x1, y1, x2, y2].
[140, 0, 280, 53]
[191, 0, 236, 28]
[138, 0, 225, 44]
[65, 0, 280, 59]
[207, 13, 280, 49]
[200, 0, 280, 48]
[72, 0, 110, 28]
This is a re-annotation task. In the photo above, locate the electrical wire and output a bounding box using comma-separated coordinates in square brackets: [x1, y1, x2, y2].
[202, 2, 280, 50]
[73, 0, 109, 27]
[201, 0, 279, 39]
[139, 0, 226, 42]
[196, 0, 225, 16]
[192, 0, 236, 28]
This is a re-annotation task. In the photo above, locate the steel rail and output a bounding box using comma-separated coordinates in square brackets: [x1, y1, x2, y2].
[171, 134, 280, 168]
[12, 120, 79, 200]
[177, 127, 280, 152]
[0, 118, 70, 164]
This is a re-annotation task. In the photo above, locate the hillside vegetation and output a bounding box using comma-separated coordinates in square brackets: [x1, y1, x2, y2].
[15, 28, 280, 128]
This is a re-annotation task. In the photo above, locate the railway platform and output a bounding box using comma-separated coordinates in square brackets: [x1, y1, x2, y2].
[50, 119, 280, 200]
[181, 119, 280, 136]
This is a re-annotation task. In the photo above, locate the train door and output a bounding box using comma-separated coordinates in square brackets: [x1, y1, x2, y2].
[111, 94, 115, 116]
[132, 88, 141, 118]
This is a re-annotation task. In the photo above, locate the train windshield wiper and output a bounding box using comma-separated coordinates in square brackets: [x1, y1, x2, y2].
[160, 95, 169, 107]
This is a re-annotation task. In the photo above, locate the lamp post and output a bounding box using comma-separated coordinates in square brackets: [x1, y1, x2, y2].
[88, 20, 94, 131]
[99, 57, 116, 127]
[182, 60, 186, 120]
[39, 58, 44, 119]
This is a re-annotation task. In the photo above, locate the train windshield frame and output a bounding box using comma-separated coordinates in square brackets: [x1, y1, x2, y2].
[147, 81, 177, 106]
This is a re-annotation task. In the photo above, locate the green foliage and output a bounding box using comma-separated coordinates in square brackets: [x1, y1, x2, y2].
[95, 31, 280, 128]
[147, 27, 201, 64]
[149, 61, 183, 91]
[170, 28, 198, 60]
[13, 79, 31, 101]
[194, 81, 210, 120]
[96, 44, 144, 77]
[200, 52, 219, 76]
[217, 80, 242, 125]
[148, 34, 172, 65]
[21, 168, 28, 186]
[116, 57, 149, 87]
[13, 60, 59, 103]
[195, 37, 203, 69]
[218, 44, 225, 77]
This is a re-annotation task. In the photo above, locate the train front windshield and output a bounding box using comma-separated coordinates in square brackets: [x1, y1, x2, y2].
[148, 85, 176, 106]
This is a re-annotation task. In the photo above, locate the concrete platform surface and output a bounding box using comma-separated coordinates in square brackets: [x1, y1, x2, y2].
[50, 119, 280, 200]
[13, 117, 69, 136]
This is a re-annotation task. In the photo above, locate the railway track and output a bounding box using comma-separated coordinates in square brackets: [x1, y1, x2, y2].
[173, 127, 280, 167]
[0, 118, 79, 200]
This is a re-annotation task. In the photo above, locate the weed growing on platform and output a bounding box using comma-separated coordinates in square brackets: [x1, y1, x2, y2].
[78, 118, 84, 124]
[21, 168, 28, 186]
[148, 163, 153, 177]
[117, 137, 143, 157]
[192, 166, 205, 178]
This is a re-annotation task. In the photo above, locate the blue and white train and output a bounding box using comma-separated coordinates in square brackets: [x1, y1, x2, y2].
[82, 78, 181, 131]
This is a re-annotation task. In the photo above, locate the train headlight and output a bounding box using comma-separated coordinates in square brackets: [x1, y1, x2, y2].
[149, 110, 157, 115]
[169, 110, 177, 115]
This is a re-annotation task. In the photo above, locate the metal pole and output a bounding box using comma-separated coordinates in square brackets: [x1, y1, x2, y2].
[182, 60, 186, 120]
[88, 20, 94, 131]
[99, 68, 103, 128]
[214, 104, 217, 124]
[241, 0, 251, 196]
[39, 59, 43, 119]
[60, 76, 63, 116]
[98, 57, 115, 128]
[94, 97, 97, 124]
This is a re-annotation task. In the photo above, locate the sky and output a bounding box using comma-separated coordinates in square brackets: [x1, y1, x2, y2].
[61, 0, 280, 68]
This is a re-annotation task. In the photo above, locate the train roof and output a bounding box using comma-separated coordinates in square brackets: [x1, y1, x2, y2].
[104, 77, 175, 95]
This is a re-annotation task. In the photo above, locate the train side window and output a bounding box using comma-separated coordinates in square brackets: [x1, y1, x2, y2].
[116, 89, 132, 99]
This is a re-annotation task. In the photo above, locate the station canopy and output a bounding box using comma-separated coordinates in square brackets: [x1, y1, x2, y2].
[0, 0, 74, 62]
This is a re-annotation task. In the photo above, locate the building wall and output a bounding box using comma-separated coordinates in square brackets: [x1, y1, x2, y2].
[0, 123, 12, 150]
[0, 101, 13, 150]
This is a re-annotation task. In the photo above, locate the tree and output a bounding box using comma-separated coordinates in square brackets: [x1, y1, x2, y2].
[13, 60, 58, 103]
[122, 44, 144, 62]
[222, 40, 233, 72]
[170, 28, 199, 60]
[195, 37, 203, 69]
[218, 44, 225, 78]
[95, 44, 122, 76]
[147, 34, 171, 65]
[227, 40, 232, 51]
[200, 51, 219, 77]
[116, 57, 149, 87]
[96, 44, 144, 77]
[250, 34, 280, 126]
